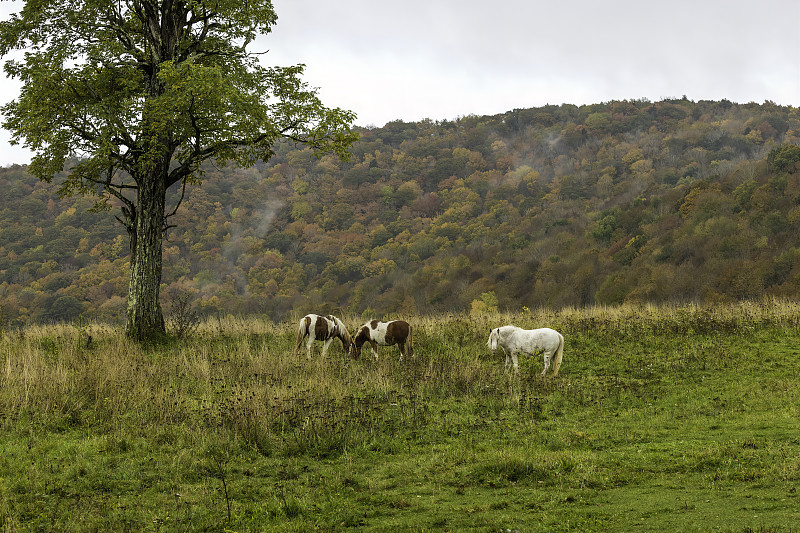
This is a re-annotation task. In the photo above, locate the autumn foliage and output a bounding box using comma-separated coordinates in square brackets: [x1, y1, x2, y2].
[2, 98, 800, 325]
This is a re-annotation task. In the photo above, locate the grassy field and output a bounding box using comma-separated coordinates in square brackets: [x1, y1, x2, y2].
[1, 302, 800, 532]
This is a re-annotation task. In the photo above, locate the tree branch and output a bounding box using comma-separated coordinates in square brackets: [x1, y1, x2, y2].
[163, 176, 188, 236]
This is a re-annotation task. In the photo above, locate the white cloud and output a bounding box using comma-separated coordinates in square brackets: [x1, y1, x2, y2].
[1, 0, 798, 164]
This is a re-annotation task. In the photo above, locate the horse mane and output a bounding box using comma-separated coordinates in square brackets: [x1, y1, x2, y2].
[340, 324, 352, 345]
[326, 314, 352, 350]
[334, 316, 352, 344]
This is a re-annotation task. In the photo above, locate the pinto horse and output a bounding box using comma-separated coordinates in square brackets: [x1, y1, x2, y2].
[294, 314, 352, 359]
[488, 325, 564, 375]
[350, 320, 414, 360]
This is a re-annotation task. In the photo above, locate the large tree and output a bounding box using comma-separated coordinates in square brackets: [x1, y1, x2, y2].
[0, 0, 357, 340]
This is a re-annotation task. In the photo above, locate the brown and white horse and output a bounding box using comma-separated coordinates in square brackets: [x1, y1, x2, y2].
[295, 314, 352, 359]
[349, 320, 414, 360]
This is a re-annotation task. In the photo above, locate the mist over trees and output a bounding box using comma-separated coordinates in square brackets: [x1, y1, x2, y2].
[2, 98, 800, 326]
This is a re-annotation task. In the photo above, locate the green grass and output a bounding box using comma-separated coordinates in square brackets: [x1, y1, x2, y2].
[1, 303, 800, 531]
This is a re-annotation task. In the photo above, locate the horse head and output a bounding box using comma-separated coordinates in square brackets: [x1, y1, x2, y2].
[349, 326, 368, 358]
[487, 328, 499, 353]
[339, 324, 354, 354]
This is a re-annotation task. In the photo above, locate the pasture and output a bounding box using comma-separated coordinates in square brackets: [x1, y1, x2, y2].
[1, 302, 799, 532]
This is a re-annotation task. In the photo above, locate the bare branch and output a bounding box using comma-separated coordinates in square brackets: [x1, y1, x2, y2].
[165, 176, 188, 221]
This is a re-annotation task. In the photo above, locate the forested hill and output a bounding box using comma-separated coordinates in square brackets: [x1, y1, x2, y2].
[2, 98, 800, 325]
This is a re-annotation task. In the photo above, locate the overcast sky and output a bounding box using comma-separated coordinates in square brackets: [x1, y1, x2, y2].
[1, 0, 799, 165]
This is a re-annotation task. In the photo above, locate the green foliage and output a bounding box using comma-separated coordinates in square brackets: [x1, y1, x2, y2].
[590, 208, 621, 243]
[40, 295, 85, 323]
[0, 0, 357, 183]
[768, 144, 800, 174]
[470, 291, 499, 315]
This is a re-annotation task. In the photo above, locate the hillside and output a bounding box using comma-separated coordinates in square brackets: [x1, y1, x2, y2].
[1, 98, 800, 325]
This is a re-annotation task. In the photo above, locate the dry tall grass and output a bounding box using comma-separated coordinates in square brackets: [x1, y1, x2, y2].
[2, 298, 799, 449]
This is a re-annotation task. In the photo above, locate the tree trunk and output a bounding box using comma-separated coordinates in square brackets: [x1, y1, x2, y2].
[125, 0, 177, 341]
[125, 167, 167, 340]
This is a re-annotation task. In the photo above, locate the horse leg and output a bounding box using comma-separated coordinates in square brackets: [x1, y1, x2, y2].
[512, 352, 520, 373]
[322, 338, 334, 357]
[398, 342, 406, 361]
[370, 340, 379, 360]
[306, 336, 315, 359]
[541, 351, 551, 376]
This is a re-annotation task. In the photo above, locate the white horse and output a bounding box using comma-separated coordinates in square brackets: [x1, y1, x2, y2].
[294, 314, 352, 359]
[350, 320, 414, 360]
[487, 325, 564, 375]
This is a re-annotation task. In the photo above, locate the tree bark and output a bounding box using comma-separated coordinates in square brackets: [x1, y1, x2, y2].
[123, 1, 182, 341]
[125, 165, 167, 340]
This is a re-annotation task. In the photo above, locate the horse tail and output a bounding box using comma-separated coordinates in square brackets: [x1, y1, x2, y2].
[552, 332, 565, 377]
[294, 316, 310, 356]
[407, 324, 414, 358]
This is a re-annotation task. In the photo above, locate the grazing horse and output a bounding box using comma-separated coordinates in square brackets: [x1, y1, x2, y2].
[294, 314, 352, 359]
[487, 325, 564, 376]
[350, 320, 414, 360]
